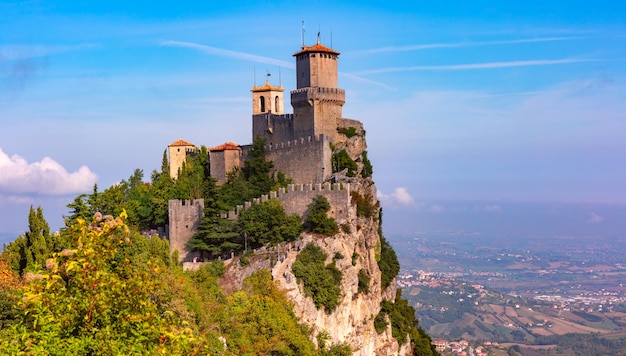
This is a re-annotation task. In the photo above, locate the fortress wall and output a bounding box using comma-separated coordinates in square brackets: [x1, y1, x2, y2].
[252, 113, 295, 144]
[264, 134, 332, 185]
[168, 199, 204, 262]
[227, 182, 352, 225]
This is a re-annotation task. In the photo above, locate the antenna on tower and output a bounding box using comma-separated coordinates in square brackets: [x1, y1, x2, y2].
[301, 21, 305, 47]
[317, 24, 321, 44]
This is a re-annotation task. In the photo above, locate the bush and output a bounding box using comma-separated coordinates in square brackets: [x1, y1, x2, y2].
[304, 196, 339, 236]
[378, 236, 400, 290]
[351, 191, 378, 218]
[337, 126, 358, 138]
[358, 269, 370, 294]
[291, 244, 342, 313]
[332, 149, 357, 177]
[361, 151, 373, 178]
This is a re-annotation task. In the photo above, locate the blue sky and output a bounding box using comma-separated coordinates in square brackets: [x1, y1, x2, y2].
[1, 1, 625, 241]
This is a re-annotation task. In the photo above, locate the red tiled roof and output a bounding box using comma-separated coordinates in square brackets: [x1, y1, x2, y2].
[293, 42, 340, 56]
[209, 141, 240, 151]
[252, 81, 283, 92]
[168, 139, 194, 147]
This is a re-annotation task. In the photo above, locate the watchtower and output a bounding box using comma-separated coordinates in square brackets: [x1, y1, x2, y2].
[168, 139, 195, 180]
[291, 36, 345, 143]
[251, 76, 284, 115]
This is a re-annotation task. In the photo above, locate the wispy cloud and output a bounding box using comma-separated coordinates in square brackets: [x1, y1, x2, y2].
[378, 187, 415, 207]
[0, 148, 98, 196]
[160, 40, 294, 68]
[358, 36, 586, 54]
[160, 40, 394, 90]
[355, 58, 601, 75]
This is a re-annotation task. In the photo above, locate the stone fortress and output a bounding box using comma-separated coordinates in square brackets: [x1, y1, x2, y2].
[167, 36, 366, 263]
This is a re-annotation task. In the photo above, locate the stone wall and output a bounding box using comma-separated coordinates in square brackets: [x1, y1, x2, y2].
[168, 199, 204, 263]
[264, 134, 332, 185]
[252, 113, 295, 145]
[227, 182, 352, 225]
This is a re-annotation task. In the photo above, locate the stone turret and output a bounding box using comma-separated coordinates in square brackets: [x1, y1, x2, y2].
[168, 139, 195, 180]
[291, 37, 345, 143]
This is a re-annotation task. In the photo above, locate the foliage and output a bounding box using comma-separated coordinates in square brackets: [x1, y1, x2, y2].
[331, 149, 357, 177]
[361, 150, 373, 178]
[378, 236, 400, 290]
[291, 243, 342, 314]
[2, 206, 70, 275]
[0, 212, 204, 354]
[378, 289, 436, 355]
[358, 269, 370, 294]
[304, 196, 339, 236]
[351, 252, 359, 266]
[337, 126, 357, 138]
[374, 311, 388, 333]
[187, 194, 239, 258]
[351, 190, 378, 219]
[224, 270, 316, 355]
[238, 200, 303, 248]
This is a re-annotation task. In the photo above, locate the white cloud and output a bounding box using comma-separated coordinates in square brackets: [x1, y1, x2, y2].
[358, 36, 585, 54]
[0, 148, 98, 196]
[378, 187, 415, 207]
[355, 58, 601, 75]
[160, 40, 294, 68]
[588, 212, 604, 224]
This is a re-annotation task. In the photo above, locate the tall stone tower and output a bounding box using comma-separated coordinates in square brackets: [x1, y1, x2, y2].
[168, 139, 195, 180]
[291, 36, 345, 142]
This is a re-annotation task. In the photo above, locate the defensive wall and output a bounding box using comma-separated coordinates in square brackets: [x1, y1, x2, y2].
[168, 199, 204, 263]
[262, 134, 332, 185]
[169, 182, 352, 262]
[252, 113, 295, 145]
[226, 182, 352, 224]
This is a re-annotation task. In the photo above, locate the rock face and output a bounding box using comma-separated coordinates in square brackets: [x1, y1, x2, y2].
[220, 121, 412, 354]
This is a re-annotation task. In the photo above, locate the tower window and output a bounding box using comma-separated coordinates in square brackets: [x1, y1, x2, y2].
[260, 96, 266, 112]
[275, 96, 279, 111]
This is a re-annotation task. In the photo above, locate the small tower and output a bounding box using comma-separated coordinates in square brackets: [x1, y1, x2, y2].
[168, 139, 195, 180]
[291, 36, 345, 142]
[251, 75, 284, 115]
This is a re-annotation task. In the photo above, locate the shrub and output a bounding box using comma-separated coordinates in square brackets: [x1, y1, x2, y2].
[378, 236, 400, 290]
[304, 196, 339, 236]
[291, 243, 342, 313]
[337, 126, 358, 138]
[358, 269, 370, 294]
[361, 151, 373, 178]
[351, 252, 359, 266]
[351, 191, 378, 218]
[332, 149, 357, 177]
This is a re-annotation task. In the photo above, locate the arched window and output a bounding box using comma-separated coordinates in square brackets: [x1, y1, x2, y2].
[260, 96, 266, 112]
[275, 96, 280, 112]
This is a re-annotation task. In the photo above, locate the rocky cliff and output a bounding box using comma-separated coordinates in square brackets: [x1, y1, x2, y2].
[218, 121, 414, 355]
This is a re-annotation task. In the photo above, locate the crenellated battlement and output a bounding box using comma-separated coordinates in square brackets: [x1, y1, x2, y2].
[265, 134, 327, 151]
[225, 182, 352, 223]
[290, 87, 346, 106]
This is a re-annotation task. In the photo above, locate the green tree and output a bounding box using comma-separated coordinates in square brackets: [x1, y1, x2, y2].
[378, 236, 400, 290]
[242, 137, 275, 197]
[0, 212, 202, 354]
[331, 149, 357, 177]
[187, 195, 239, 258]
[291, 243, 342, 313]
[304, 196, 339, 236]
[238, 200, 303, 248]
